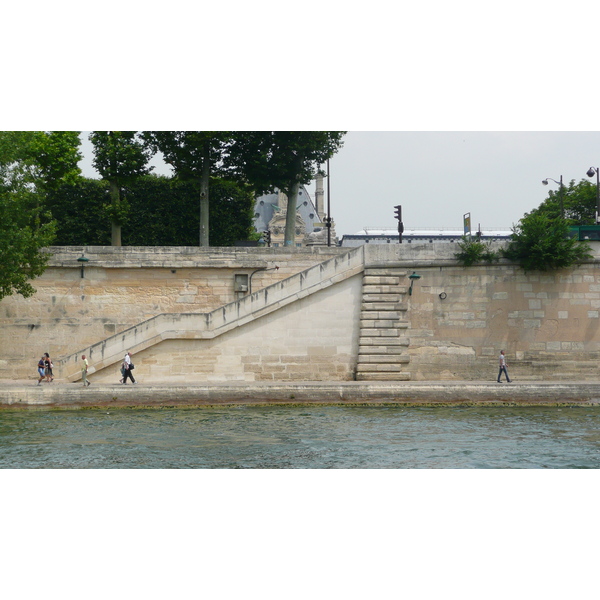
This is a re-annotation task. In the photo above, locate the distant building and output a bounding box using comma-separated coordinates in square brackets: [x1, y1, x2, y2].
[253, 172, 338, 247]
[340, 228, 512, 247]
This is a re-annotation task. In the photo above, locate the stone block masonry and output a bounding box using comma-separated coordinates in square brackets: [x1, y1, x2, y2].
[0, 246, 347, 380]
[52, 246, 365, 383]
[4, 242, 600, 383]
[356, 268, 411, 381]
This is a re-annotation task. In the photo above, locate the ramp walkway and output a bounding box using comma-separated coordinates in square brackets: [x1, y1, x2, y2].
[58, 246, 366, 381]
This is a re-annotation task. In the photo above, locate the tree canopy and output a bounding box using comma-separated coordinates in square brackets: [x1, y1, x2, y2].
[500, 178, 597, 271]
[90, 131, 153, 246]
[502, 212, 592, 272]
[528, 179, 598, 225]
[228, 131, 345, 245]
[143, 132, 233, 246]
[0, 132, 73, 300]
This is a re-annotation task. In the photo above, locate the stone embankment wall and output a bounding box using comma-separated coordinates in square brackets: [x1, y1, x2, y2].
[0, 246, 349, 380]
[362, 244, 600, 381]
[3, 242, 600, 383]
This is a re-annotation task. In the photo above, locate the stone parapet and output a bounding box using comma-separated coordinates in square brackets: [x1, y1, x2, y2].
[47, 245, 347, 269]
[3, 380, 600, 407]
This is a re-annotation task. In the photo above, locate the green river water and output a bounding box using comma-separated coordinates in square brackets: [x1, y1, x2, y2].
[1, 404, 600, 468]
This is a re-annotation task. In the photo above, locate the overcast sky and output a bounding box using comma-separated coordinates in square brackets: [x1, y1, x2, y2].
[79, 131, 600, 236]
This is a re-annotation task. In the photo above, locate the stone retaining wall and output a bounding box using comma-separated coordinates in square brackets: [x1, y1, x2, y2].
[0, 246, 347, 379]
[4, 242, 600, 383]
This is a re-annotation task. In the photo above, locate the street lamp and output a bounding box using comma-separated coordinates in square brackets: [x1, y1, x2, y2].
[76, 254, 89, 279]
[586, 167, 600, 223]
[542, 175, 565, 218]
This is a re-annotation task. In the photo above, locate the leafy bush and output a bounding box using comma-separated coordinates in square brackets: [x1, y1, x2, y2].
[502, 213, 592, 272]
[454, 236, 500, 266]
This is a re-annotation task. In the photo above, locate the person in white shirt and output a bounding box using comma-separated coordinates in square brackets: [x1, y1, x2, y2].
[121, 352, 136, 384]
[497, 350, 511, 383]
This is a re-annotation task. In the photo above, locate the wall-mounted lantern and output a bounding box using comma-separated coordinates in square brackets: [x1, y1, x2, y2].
[408, 271, 421, 295]
[77, 254, 89, 278]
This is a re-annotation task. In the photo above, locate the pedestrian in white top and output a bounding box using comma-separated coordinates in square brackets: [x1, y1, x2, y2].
[497, 350, 511, 383]
[121, 352, 136, 384]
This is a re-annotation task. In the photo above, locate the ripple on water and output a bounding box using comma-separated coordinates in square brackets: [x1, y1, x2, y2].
[0, 405, 599, 468]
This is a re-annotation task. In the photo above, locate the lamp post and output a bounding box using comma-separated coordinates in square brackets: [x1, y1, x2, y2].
[326, 158, 331, 247]
[586, 167, 600, 223]
[76, 254, 89, 279]
[542, 175, 565, 218]
[408, 271, 421, 295]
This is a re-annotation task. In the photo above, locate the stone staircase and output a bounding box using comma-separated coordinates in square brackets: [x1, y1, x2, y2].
[356, 268, 411, 380]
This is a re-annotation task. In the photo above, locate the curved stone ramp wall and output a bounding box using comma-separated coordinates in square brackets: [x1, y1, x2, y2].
[58, 246, 365, 381]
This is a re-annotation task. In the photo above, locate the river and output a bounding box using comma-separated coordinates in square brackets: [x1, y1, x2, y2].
[1, 405, 599, 468]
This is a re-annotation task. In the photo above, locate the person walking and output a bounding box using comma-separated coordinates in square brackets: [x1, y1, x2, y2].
[497, 350, 511, 383]
[81, 354, 91, 387]
[121, 352, 136, 384]
[44, 352, 53, 382]
[37, 355, 46, 385]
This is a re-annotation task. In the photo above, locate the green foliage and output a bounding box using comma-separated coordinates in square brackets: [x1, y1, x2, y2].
[0, 190, 56, 299]
[0, 131, 78, 299]
[227, 131, 345, 245]
[0, 131, 81, 192]
[502, 213, 592, 272]
[46, 179, 111, 245]
[531, 179, 598, 225]
[46, 175, 256, 246]
[90, 132, 153, 183]
[143, 132, 236, 246]
[454, 236, 500, 266]
[28, 131, 83, 191]
[90, 132, 154, 244]
[228, 131, 346, 195]
[143, 132, 231, 179]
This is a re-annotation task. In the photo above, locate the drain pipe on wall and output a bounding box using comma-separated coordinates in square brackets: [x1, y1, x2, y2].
[249, 266, 279, 294]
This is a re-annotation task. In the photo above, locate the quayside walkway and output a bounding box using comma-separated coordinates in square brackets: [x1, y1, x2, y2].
[1, 380, 600, 407]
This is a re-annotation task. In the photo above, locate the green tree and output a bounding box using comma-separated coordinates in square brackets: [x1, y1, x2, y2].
[28, 131, 82, 192]
[90, 131, 153, 246]
[143, 132, 233, 246]
[0, 132, 63, 300]
[531, 179, 598, 225]
[229, 132, 345, 245]
[502, 213, 592, 272]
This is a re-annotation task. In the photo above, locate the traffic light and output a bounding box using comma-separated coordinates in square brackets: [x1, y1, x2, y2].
[263, 230, 271, 247]
[394, 205, 403, 243]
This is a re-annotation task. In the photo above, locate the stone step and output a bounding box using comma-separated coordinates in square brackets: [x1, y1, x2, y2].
[363, 294, 405, 303]
[361, 302, 407, 311]
[356, 372, 411, 381]
[361, 322, 409, 333]
[360, 320, 398, 329]
[364, 268, 408, 277]
[359, 337, 410, 346]
[356, 363, 405, 372]
[360, 311, 405, 320]
[363, 285, 408, 295]
[359, 345, 408, 354]
[360, 328, 406, 338]
[363, 275, 401, 286]
[356, 355, 410, 364]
